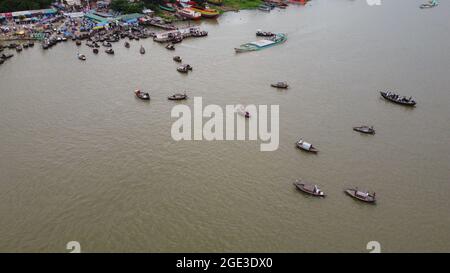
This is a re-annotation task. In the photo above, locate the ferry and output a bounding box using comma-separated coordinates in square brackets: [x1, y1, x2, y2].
[235, 33, 287, 53]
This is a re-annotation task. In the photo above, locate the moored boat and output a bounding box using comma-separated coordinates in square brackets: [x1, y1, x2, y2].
[140, 45, 146, 54]
[235, 33, 287, 53]
[159, 4, 176, 12]
[380, 91, 416, 106]
[296, 139, 319, 153]
[173, 56, 182, 62]
[178, 8, 202, 20]
[93, 48, 99, 54]
[125, 42, 130, 48]
[168, 92, 188, 100]
[353, 126, 375, 135]
[293, 179, 325, 197]
[345, 188, 376, 203]
[135, 89, 150, 100]
[190, 6, 220, 18]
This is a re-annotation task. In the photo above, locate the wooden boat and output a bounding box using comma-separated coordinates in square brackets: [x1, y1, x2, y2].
[93, 48, 99, 54]
[23, 43, 29, 49]
[159, 4, 176, 12]
[173, 56, 182, 62]
[105, 48, 115, 54]
[420, 0, 438, 8]
[15, 45, 23, 52]
[77, 53, 86, 61]
[140, 46, 146, 54]
[258, 5, 272, 12]
[166, 43, 175, 50]
[135, 89, 150, 100]
[293, 179, 325, 197]
[380, 91, 416, 106]
[1, 53, 14, 59]
[178, 8, 202, 20]
[170, 35, 183, 44]
[125, 42, 130, 48]
[235, 33, 287, 53]
[190, 6, 220, 18]
[168, 93, 188, 100]
[271, 82, 288, 89]
[296, 139, 319, 153]
[256, 30, 275, 37]
[103, 41, 112, 47]
[353, 126, 375, 135]
[75, 40, 82, 46]
[345, 188, 376, 203]
[177, 64, 193, 73]
[28, 42, 35, 47]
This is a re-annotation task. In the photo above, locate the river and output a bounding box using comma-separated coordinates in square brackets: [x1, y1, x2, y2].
[0, 0, 449, 252]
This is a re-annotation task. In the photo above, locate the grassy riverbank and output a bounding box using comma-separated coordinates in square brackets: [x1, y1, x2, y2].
[221, 0, 263, 10]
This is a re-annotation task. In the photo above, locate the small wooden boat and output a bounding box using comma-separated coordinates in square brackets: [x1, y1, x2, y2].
[173, 56, 182, 62]
[420, 0, 438, 9]
[16, 45, 22, 52]
[177, 64, 193, 73]
[345, 188, 376, 203]
[296, 139, 319, 153]
[135, 89, 150, 100]
[293, 179, 325, 197]
[271, 82, 288, 89]
[77, 53, 86, 61]
[28, 42, 34, 47]
[168, 93, 188, 100]
[140, 45, 146, 54]
[23, 43, 29, 49]
[166, 43, 175, 50]
[103, 41, 112, 47]
[258, 5, 272, 12]
[1, 53, 14, 59]
[353, 126, 375, 135]
[93, 48, 99, 54]
[125, 42, 130, 48]
[105, 48, 115, 54]
[170, 36, 183, 44]
[75, 40, 82, 46]
[380, 91, 416, 106]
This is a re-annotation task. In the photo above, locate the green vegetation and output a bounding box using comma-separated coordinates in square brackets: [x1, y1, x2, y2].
[110, 0, 145, 14]
[221, 0, 263, 10]
[0, 0, 52, 13]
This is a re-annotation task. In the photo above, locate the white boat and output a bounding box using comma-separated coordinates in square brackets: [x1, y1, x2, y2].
[178, 8, 202, 20]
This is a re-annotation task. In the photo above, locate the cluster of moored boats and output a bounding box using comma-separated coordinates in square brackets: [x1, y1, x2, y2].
[0, 42, 35, 65]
